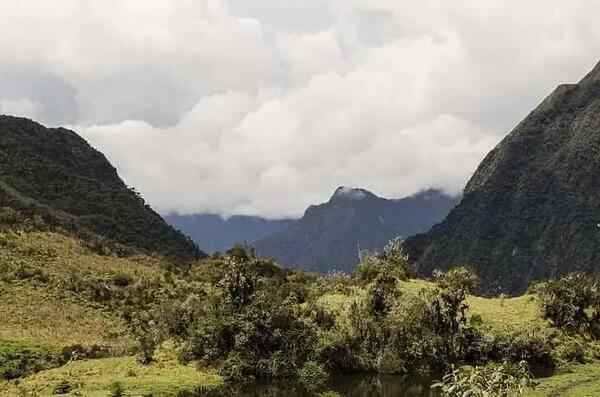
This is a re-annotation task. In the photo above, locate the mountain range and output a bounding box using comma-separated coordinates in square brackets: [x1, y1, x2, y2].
[406, 61, 600, 294]
[254, 187, 458, 273]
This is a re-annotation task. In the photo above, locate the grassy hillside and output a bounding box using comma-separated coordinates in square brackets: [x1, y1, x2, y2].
[2, 227, 600, 396]
[0, 230, 221, 395]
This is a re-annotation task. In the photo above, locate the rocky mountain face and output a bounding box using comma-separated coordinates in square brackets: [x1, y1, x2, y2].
[255, 187, 458, 273]
[405, 61, 600, 294]
[0, 115, 203, 260]
[164, 213, 294, 254]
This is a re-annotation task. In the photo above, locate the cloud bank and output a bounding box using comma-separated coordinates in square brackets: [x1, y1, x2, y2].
[3, 0, 600, 217]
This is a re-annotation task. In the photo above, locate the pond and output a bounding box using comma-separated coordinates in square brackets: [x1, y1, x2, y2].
[200, 374, 441, 396]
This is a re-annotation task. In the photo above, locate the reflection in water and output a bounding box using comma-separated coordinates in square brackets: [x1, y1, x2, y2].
[198, 374, 440, 397]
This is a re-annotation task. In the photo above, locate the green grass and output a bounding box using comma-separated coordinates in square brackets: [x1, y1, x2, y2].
[467, 293, 547, 331]
[525, 362, 600, 396]
[0, 342, 222, 396]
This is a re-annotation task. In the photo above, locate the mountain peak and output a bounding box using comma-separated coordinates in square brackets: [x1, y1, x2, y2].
[331, 186, 374, 201]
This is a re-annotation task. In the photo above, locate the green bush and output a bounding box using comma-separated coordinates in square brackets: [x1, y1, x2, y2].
[434, 266, 480, 294]
[537, 273, 599, 333]
[0, 340, 65, 380]
[298, 361, 329, 391]
[432, 361, 536, 397]
[355, 238, 410, 284]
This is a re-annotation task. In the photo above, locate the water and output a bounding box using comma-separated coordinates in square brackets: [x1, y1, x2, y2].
[201, 374, 440, 397]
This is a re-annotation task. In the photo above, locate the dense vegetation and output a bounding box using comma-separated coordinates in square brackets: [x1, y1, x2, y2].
[0, 115, 202, 260]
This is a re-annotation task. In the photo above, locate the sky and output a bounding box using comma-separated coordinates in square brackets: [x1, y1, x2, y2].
[2, 1, 600, 218]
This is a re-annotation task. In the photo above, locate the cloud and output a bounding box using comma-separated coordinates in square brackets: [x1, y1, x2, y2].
[3, 0, 600, 218]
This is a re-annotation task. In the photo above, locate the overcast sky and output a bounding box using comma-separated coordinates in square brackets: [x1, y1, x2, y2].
[2, 1, 600, 218]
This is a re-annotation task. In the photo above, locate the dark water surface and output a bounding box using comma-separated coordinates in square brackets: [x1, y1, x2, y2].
[204, 374, 440, 396]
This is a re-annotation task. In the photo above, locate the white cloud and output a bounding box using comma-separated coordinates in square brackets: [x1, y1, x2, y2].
[3, 0, 600, 217]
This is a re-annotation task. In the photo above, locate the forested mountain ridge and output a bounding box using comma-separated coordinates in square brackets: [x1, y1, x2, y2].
[406, 61, 600, 294]
[0, 115, 203, 260]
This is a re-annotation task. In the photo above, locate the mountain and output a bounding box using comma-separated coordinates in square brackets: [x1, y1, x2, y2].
[254, 187, 458, 273]
[405, 61, 600, 294]
[0, 115, 203, 260]
[164, 213, 295, 254]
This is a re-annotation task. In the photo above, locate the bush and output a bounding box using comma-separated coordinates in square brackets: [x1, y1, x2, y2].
[553, 336, 586, 365]
[366, 273, 400, 316]
[434, 266, 480, 294]
[537, 273, 598, 333]
[298, 361, 329, 391]
[355, 238, 410, 284]
[432, 361, 536, 397]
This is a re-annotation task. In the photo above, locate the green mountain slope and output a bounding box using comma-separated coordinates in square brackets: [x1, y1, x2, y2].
[0, 115, 203, 260]
[406, 61, 600, 294]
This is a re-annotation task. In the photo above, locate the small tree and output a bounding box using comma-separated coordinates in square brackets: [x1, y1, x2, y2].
[367, 273, 401, 317]
[434, 266, 480, 294]
[537, 273, 598, 333]
[218, 259, 256, 311]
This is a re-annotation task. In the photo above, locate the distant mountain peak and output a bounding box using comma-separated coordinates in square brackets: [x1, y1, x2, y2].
[331, 186, 375, 201]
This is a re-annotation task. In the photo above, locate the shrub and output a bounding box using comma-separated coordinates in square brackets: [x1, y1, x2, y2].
[537, 273, 598, 333]
[355, 238, 410, 283]
[432, 361, 536, 397]
[298, 361, 329, 391]
[553, 336, 586, 365]
[366, 273, 400, 316]
[218, 259, 256, 310]
[434, 266, 480, 294]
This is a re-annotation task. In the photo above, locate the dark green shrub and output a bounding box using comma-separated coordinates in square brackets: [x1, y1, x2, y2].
[538, 273, 598, 333]
[366, 273, 400, 316]
[298, 361, 329, 391]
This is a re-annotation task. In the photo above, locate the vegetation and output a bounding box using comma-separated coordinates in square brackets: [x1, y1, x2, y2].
[2, 213, 600, 395]
[433, 361, 536, 397]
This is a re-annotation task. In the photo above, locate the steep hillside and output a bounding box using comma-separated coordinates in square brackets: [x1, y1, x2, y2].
[0, 115, 202, 260]
[164, 213, 294, 253]
[255, 187, 458, 273]
[406, 61, 600, 294]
